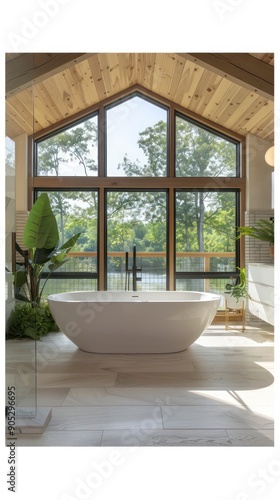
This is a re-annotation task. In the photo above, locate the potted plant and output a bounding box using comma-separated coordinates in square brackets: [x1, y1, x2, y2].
[7, 193, 81, 339]
[224, 267, 250, 310]
[237, 218, 274, 257]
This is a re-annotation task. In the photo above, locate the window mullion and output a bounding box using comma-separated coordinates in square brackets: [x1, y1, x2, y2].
[99, 105, 105, 177]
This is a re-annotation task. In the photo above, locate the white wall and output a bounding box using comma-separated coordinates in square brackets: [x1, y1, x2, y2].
[15, 133, 28, 211]
[246, 133, 274, 211]
[5, 137, 16, 320]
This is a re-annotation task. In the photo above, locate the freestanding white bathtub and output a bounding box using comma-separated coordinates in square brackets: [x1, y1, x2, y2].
[48, 291, 220, 354]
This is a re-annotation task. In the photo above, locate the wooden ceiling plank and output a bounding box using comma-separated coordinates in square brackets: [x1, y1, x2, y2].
[224, 94, 269, 130]
[11, 87, 34, 119]
[77, 59, 100, 104]
[257, 119, 274, 141]
[151, 53, 167, 94]
[181, 64, 205, 109]
[192, 71, 224, 116]
[236, 101, 274, 132]
[61, 67, 86, 111]
[5, 101, 34, 135]
[50, 69, 80, 116]
[202, 78, 233, 118]
[215, 87, 250, 126]
[247, 110, 274, 138]
[6, 53, 90, 97]
[172, 59, 196, 105]
[6, 112, 29, 138]
[114, 53, 136, 92]
[33, 85, 65, 130]
[135, 53, 145, 86]
[180, 53, 274, 100]
[6, 52, 274, 141]
[97, 53, 114, 97]
[105, 53, 122, 94]
[244, 102, 274, 133]
[186, 67, 211, 112]
[207, 81, 242, 122]
[34, 82, 63, 124]
[167, 55, 186, 99]
[75, 62, 97, 107]
[221, 89, 259, 129]
[187, 68, 216, 112]
[68, 63, 93, 109]
[87, 54, 108, 101]
[158, 54, 176, 98]
[6, 97, 34, 131]
[179, 63, 206, 109]
[138, 53, 148, 87]
[143, 53, 157, 89]
[39, 76, 71, 119]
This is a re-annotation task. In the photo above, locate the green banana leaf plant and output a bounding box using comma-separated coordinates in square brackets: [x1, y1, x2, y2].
[13, 193, 81, 307]
[237, 219, 274, 244]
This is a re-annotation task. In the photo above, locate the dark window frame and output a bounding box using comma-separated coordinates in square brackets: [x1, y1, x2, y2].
[32, 88, 244, 292]
[174, 188, 241, 286]
[175, 111, 240, 178]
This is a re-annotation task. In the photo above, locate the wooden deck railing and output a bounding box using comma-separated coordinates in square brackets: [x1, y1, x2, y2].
[69, 251, 235, 261]
[68, 251, 235, 293]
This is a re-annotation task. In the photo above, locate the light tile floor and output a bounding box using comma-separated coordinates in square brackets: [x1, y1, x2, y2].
[6, 322, 274, 446]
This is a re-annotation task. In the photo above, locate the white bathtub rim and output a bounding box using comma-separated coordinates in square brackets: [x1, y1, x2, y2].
[48, 290, 221, 304]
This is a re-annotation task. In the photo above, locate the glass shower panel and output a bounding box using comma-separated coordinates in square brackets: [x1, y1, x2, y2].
[5, 82, 37, 425]
[5, 139, 37, 421]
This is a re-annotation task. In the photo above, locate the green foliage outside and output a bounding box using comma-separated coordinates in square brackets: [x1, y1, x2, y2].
[35, 96, 238, 285]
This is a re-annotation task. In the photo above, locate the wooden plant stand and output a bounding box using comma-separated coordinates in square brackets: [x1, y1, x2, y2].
[225, 298, 245, 332]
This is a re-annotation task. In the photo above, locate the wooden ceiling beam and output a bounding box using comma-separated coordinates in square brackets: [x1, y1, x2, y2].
[179, 53, 274, 100]
[6, 53, 90, 97]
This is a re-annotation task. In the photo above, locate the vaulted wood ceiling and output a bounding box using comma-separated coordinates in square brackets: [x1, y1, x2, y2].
[5, 52, 274, 142]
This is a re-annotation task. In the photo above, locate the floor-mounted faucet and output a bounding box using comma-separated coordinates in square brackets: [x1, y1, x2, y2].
[125, 244, 142, 291]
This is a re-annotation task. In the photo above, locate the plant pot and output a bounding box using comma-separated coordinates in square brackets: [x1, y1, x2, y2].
[224, 293, 245, 310]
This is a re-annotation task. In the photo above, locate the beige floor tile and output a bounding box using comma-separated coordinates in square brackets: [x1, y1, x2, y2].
[5, 326, 274, 446]
[115, 369, 274, 390]
[47, 405, 163, 431]
[15, 430, 103, 446]
[226, 429, 274, 446]
[234, 388, 274, 406]
[162, 405, 274, 430]
[192, 359, 273, 373]
[37, 388, 70, 406]
[62, 387, 268, 408]
[37, 371, 117, 388]
[101, 429, 232, 446]
[36, 357, 196, 374]
[191, 388, 274, 407]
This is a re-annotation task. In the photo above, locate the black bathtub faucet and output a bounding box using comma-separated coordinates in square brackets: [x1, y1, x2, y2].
[125, 244, 142, 291]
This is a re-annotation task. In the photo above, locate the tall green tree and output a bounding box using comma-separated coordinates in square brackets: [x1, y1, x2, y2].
[119, 117, 236, 253]
[37, 118, 98, 246]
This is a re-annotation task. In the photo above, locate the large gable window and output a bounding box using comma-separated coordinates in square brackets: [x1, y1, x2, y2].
[33, 89, 243, 296]
[105, 94, 168, 177]
[175, 114, 239, 177]
[36, 115, 98, 176]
